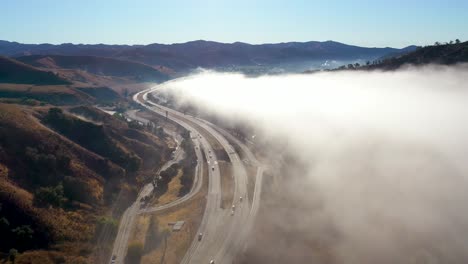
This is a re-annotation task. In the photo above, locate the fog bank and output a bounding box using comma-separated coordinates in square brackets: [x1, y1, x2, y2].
[161, 65, 468, 263]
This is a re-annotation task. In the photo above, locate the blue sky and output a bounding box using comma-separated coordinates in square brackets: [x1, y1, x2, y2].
[1, 0, 467, 48]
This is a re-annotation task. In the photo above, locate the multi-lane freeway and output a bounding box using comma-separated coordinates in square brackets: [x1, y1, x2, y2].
[110, 83, 264, 264]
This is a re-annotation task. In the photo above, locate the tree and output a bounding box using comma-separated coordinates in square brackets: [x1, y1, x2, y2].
[456, 39, 461, 44]
[9, 248, 18, 264]
[366, 61, 370, 66]
[12, 225, 34, 249]
[48, 107, 63, 118]
[347, 64, 354, 69]
[156, 126, 164, 137]
[0, 217, 10, 230]
[434, 41, 441, 46]
[354, 63, 360, 68]
[128, 120, 144, 130]
[126, 242, 144, 264]
[33, 184, 66, 208]
[449, 40, 454, 44]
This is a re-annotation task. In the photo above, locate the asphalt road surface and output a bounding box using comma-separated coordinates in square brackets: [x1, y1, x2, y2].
[132, 85, 264, 264]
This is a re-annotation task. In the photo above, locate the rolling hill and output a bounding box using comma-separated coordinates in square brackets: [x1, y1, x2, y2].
[0, 56, 70, 85]
[0, 57, 128, 105]
[0, 40, 417, 73]
[329, 40, 468, 72]
[366, 40, 468, 70]
[15, 55, 170, 82]
[0, 104, 171, 262]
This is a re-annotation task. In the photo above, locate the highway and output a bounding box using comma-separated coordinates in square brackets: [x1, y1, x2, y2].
[110, 182, 154, 264]
[132, 85, 264, 264]
[109, 110, 189, 264]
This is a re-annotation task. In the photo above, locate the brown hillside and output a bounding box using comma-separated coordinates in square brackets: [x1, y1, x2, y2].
[0, 103, 171, 261]
[16, 55, 170, 82]
[0, 56, 70, 85]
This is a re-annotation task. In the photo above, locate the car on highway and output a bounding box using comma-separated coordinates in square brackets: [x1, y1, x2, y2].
[210, 260, 215, 264]
[111, 255, 116, 263]
[239, 196, 243, 202]
[212, 166, 215, 171]
[231, 209, 235, 216]
[232, 204, 236, 210]
[198, 232, 203, 241]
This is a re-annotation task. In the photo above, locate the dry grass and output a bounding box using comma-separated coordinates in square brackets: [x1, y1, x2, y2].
[0, 103, 173, 261]
[0, 163, 8, 178]
[0, 83, 74, 94]
[128, 215, 151, 246]
[157, 169, 183, 205]
[131, 163, 208, 264]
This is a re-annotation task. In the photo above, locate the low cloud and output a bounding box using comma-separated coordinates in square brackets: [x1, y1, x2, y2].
[160, 65, 468, 263]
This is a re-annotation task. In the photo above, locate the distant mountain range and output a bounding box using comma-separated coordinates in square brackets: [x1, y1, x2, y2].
[0, 40, 417, 74]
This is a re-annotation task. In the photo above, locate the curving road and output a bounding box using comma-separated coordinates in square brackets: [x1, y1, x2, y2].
[132, 84, 264, 264]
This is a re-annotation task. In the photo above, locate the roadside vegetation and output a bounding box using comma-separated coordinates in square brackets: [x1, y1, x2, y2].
[129, 163, 208, 264]
[0, 102, 171, 263]
[331, 39, 468, 71]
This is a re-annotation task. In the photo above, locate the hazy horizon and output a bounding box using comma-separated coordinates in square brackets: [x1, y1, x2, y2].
[2, 0, 468, 48]
[0, 38, 419, 49]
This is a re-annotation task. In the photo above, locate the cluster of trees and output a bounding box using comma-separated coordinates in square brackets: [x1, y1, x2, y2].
[0, 203, 36, 254]
[45, 108, 141, 173]
[128, 120, 145, 130]
[146, 121, 165, 137]
[25, 143, 99, 206]
[178, 136, 197, 196]
[24, 146, 71, 187]
[337, 63, 363, 70]
[154, 163, 180, 197]
[434, 39, 462, 46]
[151, 130, 197, 198]
[33, 184, 66, 208]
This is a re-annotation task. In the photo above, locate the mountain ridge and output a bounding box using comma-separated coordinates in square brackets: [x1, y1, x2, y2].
[0, 40, 418, 73]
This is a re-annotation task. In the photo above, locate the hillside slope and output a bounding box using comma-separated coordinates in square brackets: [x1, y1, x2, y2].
[362, 41, 468, 70]
[0, 104, 171, 262]
[0, 56, 70, 85]
[16, 55, 170, 82]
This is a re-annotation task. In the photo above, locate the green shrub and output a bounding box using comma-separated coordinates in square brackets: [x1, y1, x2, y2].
[33, 184, 66, 208]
